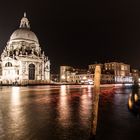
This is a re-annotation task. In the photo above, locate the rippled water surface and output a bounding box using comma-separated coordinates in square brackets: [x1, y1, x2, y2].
[0, 85, 139, 140]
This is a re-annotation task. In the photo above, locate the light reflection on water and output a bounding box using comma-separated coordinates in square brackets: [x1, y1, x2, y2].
[0, 91, 5, 139]
[11, 87, 20, 106]
[58, 85, 70, 128]
[128, 87, 140, 116]
[0, 85, 140, 140]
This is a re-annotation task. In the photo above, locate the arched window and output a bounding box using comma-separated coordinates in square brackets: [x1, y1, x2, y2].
[5, 62, 12, 67]
[29, 64, 35, 80]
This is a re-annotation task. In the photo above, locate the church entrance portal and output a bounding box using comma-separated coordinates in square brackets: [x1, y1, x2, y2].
[29, 64, 35, 80]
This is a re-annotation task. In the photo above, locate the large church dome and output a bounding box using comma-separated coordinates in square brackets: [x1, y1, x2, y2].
[1, 13, 43, 59]
[9, 12, 39, 43]
[10, 28, 39, 43]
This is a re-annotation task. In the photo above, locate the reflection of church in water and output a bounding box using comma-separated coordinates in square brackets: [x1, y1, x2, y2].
[0, 13, 50, 85]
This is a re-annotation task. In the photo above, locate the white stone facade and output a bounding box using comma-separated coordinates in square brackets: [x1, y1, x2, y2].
[0, 13, 50, 85]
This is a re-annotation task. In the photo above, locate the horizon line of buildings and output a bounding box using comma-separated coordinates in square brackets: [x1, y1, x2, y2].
[56, 61, 139, 84]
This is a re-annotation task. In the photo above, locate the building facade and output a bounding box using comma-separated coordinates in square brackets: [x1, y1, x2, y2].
[60, 66, 75, 82]
[0, 13, 50, 85]
[104, 62, 132, 83]
[131, 69, 140, 82]
[60, 65, 115, 84]
[60, 62, 133, 84]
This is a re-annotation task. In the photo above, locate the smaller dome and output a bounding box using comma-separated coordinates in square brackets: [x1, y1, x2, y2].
[10, 29, 39, 43]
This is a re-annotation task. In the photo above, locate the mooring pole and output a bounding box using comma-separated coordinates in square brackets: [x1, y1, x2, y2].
[89, 65, 101, 140]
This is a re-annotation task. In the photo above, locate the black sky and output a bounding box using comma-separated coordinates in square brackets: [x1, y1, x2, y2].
[0, 0, 140, 73]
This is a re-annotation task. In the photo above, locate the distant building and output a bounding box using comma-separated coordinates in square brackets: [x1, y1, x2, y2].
[60, 66, 90, 84]
[131, 69, 139, 82]
[60, 65, 114, 84]
[60, 62, 133, 84]
[104, 62, 132, 83]
[89, 63, 103, 73]
[104, 62, 130, 76]
[60, 66, 74, 82]
[0, 13, 50, 85]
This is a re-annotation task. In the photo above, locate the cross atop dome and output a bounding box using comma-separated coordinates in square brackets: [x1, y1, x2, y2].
[20, 12, 30, 29]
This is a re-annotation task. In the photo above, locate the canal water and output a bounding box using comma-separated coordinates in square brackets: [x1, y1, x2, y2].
[0, 85, 139, 140]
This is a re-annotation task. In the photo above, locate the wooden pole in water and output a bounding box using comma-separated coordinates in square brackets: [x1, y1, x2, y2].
[89, 65, 101, 139]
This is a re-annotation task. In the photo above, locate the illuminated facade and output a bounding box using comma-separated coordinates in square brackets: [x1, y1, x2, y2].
[104, 62, 132, 83]
[131, 69, 139, 82]
[89, 62, 132, 83]
[0, 13, 50, 85]
[60, 62, 133, 84]
[88, 64, 103, 73]
[60, 66, 74, 82]
[60, 66, 115, 84]
[60, 65, 93, 84]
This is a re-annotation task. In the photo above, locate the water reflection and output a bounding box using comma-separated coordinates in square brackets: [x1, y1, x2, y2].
[7, 87, 23, 138]
[11, 87, 20, 106]
[1, 85, 140, 140]
[80, 85, 92, 127]
[0, 92, 5, 139]
[128, 87, 140, 116]
[58, 85, 70, 127]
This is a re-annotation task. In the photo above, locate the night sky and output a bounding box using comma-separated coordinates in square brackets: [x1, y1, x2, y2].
[0, 0, 140, 73]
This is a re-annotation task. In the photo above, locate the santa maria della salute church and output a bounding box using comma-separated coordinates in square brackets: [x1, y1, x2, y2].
[0, 13, 50, 85]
